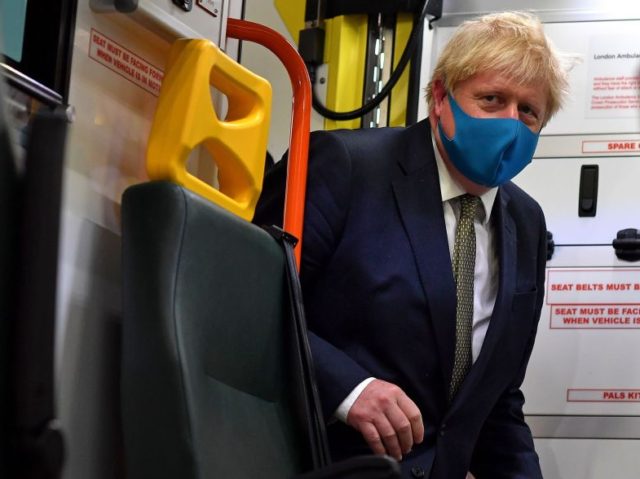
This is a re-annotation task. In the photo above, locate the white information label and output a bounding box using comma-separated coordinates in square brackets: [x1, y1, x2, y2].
[587, 35, 640, 118]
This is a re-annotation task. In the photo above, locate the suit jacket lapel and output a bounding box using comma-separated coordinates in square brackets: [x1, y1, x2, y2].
[482, 187, 517, 357]
[391, 121, 457, 389]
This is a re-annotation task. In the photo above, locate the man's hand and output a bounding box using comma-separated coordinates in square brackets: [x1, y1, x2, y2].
[346, 379, 424, 460]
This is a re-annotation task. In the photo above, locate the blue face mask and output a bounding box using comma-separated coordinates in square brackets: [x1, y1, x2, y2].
[437, 94, 540, 187]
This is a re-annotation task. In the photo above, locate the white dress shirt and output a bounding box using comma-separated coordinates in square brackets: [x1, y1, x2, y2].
[334, 134, 500, 422]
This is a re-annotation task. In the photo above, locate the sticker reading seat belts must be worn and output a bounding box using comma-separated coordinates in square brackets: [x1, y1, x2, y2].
[546, 268, 640, 329]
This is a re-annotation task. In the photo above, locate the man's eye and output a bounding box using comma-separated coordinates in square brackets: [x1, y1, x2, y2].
[519, 105, 537, 118]
[483, 95, 498, 103]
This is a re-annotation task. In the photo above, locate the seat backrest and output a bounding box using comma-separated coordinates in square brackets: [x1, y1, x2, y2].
[121, 181, 309, 478]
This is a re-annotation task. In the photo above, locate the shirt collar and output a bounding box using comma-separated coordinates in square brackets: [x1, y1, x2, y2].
[431, 131, 498, 225]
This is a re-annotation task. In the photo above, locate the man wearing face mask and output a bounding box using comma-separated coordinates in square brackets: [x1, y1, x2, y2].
[255, 11, 571, 479]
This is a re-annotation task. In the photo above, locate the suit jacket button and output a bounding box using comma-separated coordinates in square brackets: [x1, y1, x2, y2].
[411, 466, 425, 478]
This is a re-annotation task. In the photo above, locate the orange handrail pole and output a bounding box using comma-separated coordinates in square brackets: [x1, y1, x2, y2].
[227, 18, 311, 268]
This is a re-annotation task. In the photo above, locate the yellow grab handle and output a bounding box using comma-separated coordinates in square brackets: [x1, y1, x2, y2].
[147, 39, 272, 221]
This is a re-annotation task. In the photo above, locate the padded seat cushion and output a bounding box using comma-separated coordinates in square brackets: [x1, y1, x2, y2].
[122, 181, 305, 478]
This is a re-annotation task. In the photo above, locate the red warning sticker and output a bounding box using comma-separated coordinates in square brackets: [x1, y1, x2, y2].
[582, 139, 640, 154]
[550, 305, 640, 329]
[88, 28, 163, 96]
[546, 268, 640, 329]
[567, 389, 640, 402]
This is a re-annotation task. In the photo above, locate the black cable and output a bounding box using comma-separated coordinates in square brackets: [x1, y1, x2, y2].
[405, 16, 424, 126]
[312, 0, 433, 121]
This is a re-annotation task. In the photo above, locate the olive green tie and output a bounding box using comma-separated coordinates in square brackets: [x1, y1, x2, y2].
[449, 194, 480, 400]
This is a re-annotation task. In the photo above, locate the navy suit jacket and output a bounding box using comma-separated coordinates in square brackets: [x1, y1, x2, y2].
[254, 119, 546, 479]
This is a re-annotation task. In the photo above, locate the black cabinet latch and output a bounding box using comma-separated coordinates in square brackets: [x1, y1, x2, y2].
[578, 164, 598, 217]
[173, 0, 193, 12]
[613, 228, 640, 262]
[546, 231, 555, 261]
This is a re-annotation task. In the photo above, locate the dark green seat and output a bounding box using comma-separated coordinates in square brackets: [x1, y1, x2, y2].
[121, 181, 399, 479]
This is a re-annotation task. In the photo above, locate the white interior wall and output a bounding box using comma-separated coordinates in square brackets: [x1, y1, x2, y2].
[535, 438, 640, 479]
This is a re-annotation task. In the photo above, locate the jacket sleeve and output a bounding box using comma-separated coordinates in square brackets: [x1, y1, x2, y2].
[254, 131, 373, 420]
[469, 205, 547, 479]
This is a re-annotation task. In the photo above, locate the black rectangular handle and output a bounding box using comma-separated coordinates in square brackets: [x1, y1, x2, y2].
[578, 164, 598, 217]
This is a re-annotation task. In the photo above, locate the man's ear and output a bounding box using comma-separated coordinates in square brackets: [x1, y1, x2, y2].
[431, 78, 447, 117]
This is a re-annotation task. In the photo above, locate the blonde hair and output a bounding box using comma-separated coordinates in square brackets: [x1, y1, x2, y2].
[425, 11, 572, 124]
